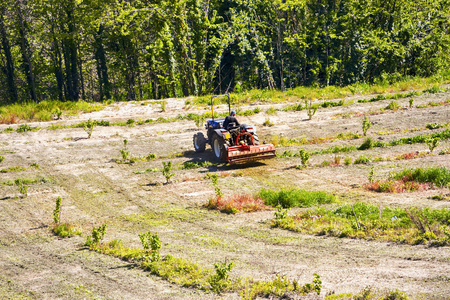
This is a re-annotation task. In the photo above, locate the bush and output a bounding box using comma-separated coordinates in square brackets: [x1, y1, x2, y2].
[259, 188, 335, 208]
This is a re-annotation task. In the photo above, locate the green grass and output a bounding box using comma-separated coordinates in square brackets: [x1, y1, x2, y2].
[392, 167, 450, 187]
[272, 203, 450, 245]
[259, 188, 336, 208]
[52, 223, 82, 238]
[0, 177, 51, 185]
[0, 166, 27, 173]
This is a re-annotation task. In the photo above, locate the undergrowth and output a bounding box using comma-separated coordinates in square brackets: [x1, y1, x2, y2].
[259, 188, 336, 208]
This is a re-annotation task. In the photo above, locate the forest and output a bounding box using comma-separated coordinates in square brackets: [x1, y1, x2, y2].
[0, 0, 449, 104]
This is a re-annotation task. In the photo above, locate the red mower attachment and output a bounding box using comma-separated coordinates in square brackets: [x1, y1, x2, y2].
[227, 133, 276, 163]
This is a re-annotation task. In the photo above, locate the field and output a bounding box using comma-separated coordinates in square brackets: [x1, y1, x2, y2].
[1, 88, 450, 299]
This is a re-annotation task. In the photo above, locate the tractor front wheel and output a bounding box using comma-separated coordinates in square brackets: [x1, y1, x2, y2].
[212, 134, 228, 163]
[193, 132, 206, 152]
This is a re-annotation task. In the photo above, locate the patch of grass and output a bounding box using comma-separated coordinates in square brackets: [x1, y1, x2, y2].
[182, 161, 213, 169]
[259, 188, 335, 208]
[271, 203, 450, 245]
[392, 167, 450, 187]
[354, 155, 371, 164]
[52, 223, 82, 238]
[0, 177, 50, 186]
[364, 179, 430, 193]
[0, 166, 27, 173]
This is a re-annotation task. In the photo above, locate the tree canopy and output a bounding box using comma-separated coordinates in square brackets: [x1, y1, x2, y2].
[1, 0, 449, 104]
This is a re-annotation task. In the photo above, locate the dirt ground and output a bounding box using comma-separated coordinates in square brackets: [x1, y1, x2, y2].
[1, 90, 449, 299]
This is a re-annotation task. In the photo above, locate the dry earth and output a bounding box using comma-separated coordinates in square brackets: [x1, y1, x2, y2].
[1, 90, 450, 299]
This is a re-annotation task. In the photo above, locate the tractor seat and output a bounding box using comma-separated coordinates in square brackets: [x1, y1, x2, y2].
[226, 122, 239, 131]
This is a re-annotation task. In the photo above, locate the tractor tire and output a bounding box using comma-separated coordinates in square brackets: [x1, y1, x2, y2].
[252, 134, 260, 145]
[193, 132, 206, 153]
[212, 134, 228, 163]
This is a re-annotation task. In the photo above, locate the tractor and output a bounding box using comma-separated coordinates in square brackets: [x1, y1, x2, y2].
[192, 94, 276, 163]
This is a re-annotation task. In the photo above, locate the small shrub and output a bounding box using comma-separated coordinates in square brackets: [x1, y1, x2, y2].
[83, 119, 94, 138]
[426, 137, 440, 152]
[85, 223, 107, 247]
[209, 260, 234, 294]
[362, 115, 372, 136]
[305, 100, 318, 120]
[299, 149, 310, 168]
[15, 178, 27, 197]
[53, 196, 62, 224]
[162, 161, 175, 184]
[139, 232, 161, 261]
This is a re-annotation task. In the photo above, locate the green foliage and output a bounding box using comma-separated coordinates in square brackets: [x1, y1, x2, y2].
[259, 188, 335, 208]
[0, 166, 27, 173]
[362, 115, 372, 136]
[385, 100, 400, 110]
[409, 98, 414, 108]
[139, 232, 161, 262]
[354, 155, 371, 164]
[209, 260, 234, 293]
[263, 118, 274, 127]
[358, 137, 384, 150]
[83, 119, 94, 138]
[16, 124, 35, 132]
[52, 223, 82, 238]
[207, 173, 223, 198]
[53, 197, 62, 224]
[0, 156, 4, 164]
[392, 167, 450, 187]
[305, 100, 318, 120]
[182, 161, 212, 169]
[271, 202, 450, 245]
[368, 167, 375, 183]
[299, 149, 310, 168]
[85, 224, 107, 247]
[162, 161, 175, 183]
[52, 108, 62, 120]
[344, 156, 352, 165]
[14, 179, 27, 197]
[426, 138, 440, 152]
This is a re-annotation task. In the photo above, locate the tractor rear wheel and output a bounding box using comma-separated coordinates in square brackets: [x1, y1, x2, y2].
[253, 133, 260, 145]
[212, 134, 228, 162]
[193, 132, 206, 152]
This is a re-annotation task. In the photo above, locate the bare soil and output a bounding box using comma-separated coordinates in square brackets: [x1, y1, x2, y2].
[1, 91, 449, 299]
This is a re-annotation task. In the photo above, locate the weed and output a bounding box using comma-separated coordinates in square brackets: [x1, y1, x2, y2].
[266, 107, 277, 115]
[182, 161, 212, 169]
[354, 155, 371, 164]
[83, 119, 94, 138]
[52, 223, 82, 238]
[385, 100, 400, 110]
[365, 179, 429, 193]
[30, 163, 40, 169]
[15, 179, 27, 197]
[52, 108, 62, 120]
[0, 166, 27, 173]
[263, 118, 274, 127]
[207, 173, 223, 198]
[206, 194, 270, 214]
[0, 156, 4, 164]
[426, 138, 440, 152]
[333, 155, 341, 165]
[322, 160, 331, 167]
[362, 115, 372, 136]
[126, 119, 135, 126]
[305, 100, 318, 120]
[85, 223, 107, 247]
[209, 260, 234, 293]
[160, 100, 166, 112]
[53, 196, 62, 224]
[409, 98, 414, 108]
[162, 161, 175, 184]
[344, 156, 352, 165]
[368, 167, 375, 183]
[16, 124, 35, 132]
[260, 188, 335, 208]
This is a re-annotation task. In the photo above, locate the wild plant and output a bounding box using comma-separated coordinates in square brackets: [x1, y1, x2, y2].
[299, 149, 310, 168]
[120, 139, 130, 160]
[274, 205, 289, 220]
[385, 100, 399, 110]
[209, 260, 234, 293]
[263, 118, 274, 127]
[126, 119, 135, 126]
[85, 223, 107, 247]
[52, 108, 62, 120]
[139, 232, 161, 261]
[208, 173, 223, 198]
[305, 100, 318, 120]
[53, 196, 62, 224]
[426, 137, 440, 152]
[15, 178, 27, 197]
[0, 155, 4, 164]
[333, 155, 341, 165]
[16, 124, 34, 132]
[362, 115, 372, 136]
[368, 167, 375, 183]
[344, 156, 352, 165]
[409, 98, 414, 108]
[160, 100, 166, 112]
[83, 119, 94, 138]
[162, 161, 175, 183]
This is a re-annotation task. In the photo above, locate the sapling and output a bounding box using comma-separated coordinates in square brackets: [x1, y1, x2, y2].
[426, 137, 440, 153]
[305, 100, 318, 120]
[120, 139, 130, 160]
[299, 149, 310, 168]
[162, 161, 175, 183]
[409, 98, 414, 108]
[83, 119, 94, 138]
[209, 260, 234, 293]
[362, 115, 372, 136]
[208, 173, 223, 198]
[368, 167, 375, 183]
[53, 196, 62, 224]
[85, 223, 107, 247]
[139, 232, 161, 261]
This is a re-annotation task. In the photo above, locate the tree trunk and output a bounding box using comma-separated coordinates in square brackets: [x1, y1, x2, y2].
[0, 14, 18, 103]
